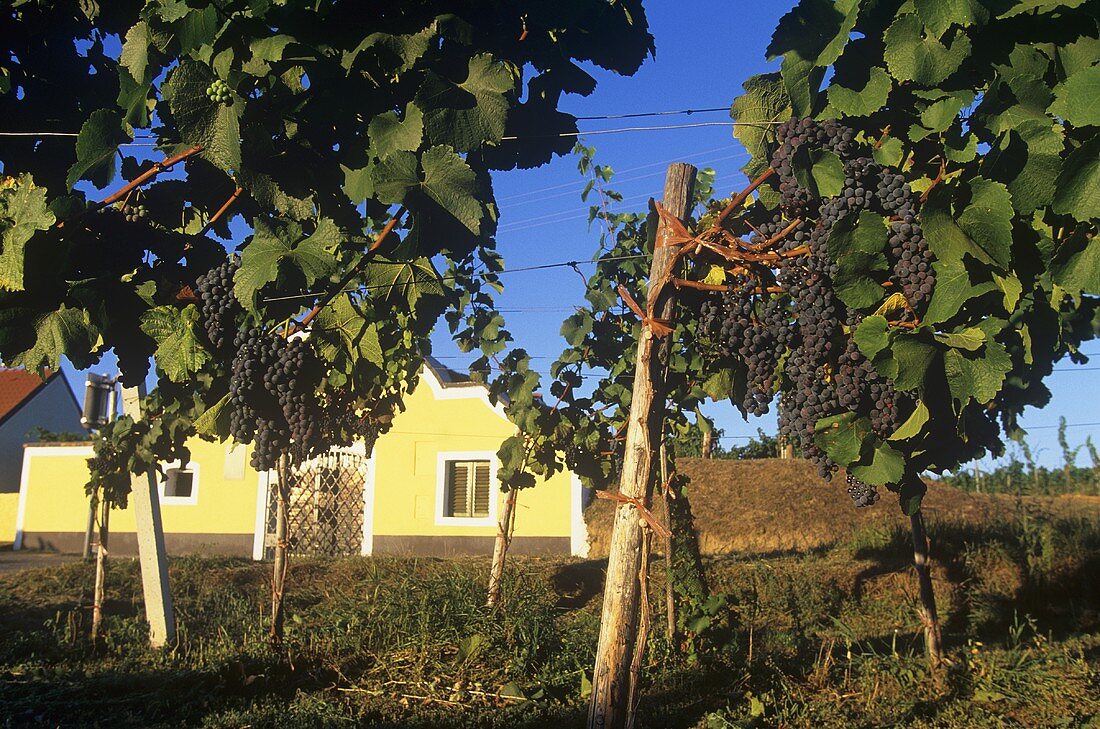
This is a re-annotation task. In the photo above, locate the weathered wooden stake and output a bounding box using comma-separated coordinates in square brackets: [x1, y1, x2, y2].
[701, 430, 713, 459]
[910, 506, 943, 665]
[271, 457, 290, 643]
[486, 487, 517, 609]
[588, 162, 696, 729]
[120, 383, 176, 648]
[660, 441, 677, 647]
[90, 494, 109, 642]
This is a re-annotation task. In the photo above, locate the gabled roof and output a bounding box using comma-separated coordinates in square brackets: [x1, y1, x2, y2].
[423, 355, 480, 389]
[0, 369, 55, 427]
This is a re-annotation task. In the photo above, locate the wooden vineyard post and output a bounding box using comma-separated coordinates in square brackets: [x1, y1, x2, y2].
[120, 383, 176, 648]
[270, 456, 290, 644]
[701, 430, 713, 459]
[588, 162, 696, 729]
[659, 441, 677, 647]
[486, 487, 517, 609]
[909, 505, 944, 666]
[90, 494, 109, 642]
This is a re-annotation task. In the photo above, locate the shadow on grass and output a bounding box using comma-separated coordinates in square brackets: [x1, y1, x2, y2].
[550, 559, 607, 610]
[848, 514, 1100, 643]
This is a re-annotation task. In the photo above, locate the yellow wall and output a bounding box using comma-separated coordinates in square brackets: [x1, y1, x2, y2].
[16, 367, 580, 554]
[0, 491, 17, 544]
[371, 373, 575, 540]
[18, 439, 261, 537]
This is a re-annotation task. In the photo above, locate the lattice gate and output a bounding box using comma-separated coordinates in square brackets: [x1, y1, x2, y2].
[264, 449, 368, 558]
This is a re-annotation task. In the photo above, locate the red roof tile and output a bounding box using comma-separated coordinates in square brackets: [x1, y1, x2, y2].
[0, 369, 52, 423]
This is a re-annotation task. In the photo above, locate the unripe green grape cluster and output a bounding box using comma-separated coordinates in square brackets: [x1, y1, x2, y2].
[205, 79, 233, 106]
[120, 203, 146, 223]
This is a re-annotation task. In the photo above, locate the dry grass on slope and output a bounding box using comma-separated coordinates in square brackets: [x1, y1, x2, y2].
[585, 457, 1100, 557]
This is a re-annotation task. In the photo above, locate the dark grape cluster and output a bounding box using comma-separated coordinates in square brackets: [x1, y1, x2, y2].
[228, 328, 326, 470]
[771, 117, 856, 218]
[699, 277, 790, 416]
[700, 117, 934, 503]
[194, 257, 242, 353]
[846, 473, 879, 507]
[205, 79, 233, 105]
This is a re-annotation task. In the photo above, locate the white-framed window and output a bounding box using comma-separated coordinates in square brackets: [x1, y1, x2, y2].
[435, 451, 497, 526]
[159, 460, 200, 506]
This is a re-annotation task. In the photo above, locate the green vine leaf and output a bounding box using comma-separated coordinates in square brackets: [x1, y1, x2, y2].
[729, 73, 790, 176]
[1052, 135, 1100, 221]
[1050, 228, 1100, 295]
[814, 412, 871, 466]
[234, 217, 341, 312]
[1049, 65, 1100, 127]
[899, 477, 926, 516]
[362, 255, 444, 310]
[311, 294, 383, 366]
[139, 304, 210, 382]
[889, 335, 936, 391]
[888, 400, 930, 441]
[912, 0, 988, 38]
[883, 13, 971, 86]
[851, 441, 905, 486]
[826, 67, 892, 118]
[943, 335, 1012, 410]
[0, 175, 55, 292]
[374, 146, 485, 235]
[766, 0, 858, 67]
[984, 120, 1064, 215]
[369, 102, 424, 159]
[780, 52, 825, 119]
[119, 20, 152, 82]
[416, 53, 515, 152]
[854, 315, 890, 360]
[998, 0, 1091, 19]
[827, 210, 889, 308]
[11, 305, 99, 372]
[66, 109, 129, 190]
[923, 257, 997, 324]
[162, 60, 243, 173]
[192, 393, 231, 439]
[922, 179, 1013, 268]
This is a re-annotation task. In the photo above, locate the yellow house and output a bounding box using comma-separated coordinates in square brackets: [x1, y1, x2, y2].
[13, 360, 589, 559]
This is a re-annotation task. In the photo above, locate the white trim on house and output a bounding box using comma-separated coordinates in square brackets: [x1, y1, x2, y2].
[14, 445, 94, 551]
[252, 468, 271, 561]
[361, 456, 375, 555]
[157, 460, 200, 506]
[569, 472, 589, 558]
[434, 450, 499, 527]
[420, 365, 511, 423]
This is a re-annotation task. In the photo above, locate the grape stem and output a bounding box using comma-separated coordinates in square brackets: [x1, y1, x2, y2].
[672, 278, 726, 292]
[198, 186, 244, 237]
[291, 208, 406, 333]
[60, 144, 205, 227]
[873, 125, 892, 150]
[716, 167, 776, 226]
[919, 158, 947, 204]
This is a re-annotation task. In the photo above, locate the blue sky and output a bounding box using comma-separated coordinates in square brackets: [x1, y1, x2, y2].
[59, 1, 1100, 470]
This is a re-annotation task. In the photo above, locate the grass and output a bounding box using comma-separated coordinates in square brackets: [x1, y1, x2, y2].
[1, 474, 1099, 727]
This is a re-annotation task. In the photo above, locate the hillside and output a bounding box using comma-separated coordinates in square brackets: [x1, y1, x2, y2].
[585, 458, 1100, 557]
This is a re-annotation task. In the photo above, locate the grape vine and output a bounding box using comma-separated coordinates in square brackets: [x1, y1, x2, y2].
[0, 2, 654, 490]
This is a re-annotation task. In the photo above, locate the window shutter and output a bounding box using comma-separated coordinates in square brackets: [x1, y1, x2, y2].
[448, 461, 471, 517]
[472, 461, 491, 518]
